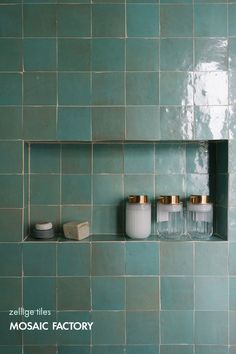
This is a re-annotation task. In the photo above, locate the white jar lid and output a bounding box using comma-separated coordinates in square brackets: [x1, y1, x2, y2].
[35, 222, 53, 231]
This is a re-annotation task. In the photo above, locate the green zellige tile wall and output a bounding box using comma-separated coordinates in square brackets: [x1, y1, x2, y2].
[0, 1, 236, 353]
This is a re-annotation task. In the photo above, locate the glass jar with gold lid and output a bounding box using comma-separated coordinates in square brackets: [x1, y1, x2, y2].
[126, 195, 151, 239]
[187, 195, 213, 239]
[156, 195, 183, 239]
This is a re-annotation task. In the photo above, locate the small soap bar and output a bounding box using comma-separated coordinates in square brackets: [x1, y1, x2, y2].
[35, 222, 53, 231]
[63, 221, 90, 241]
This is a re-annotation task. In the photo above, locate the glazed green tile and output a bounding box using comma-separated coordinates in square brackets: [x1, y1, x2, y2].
[195, 243, 228, 275]
[92, 39, 124, 71]
[126, 73, 159, 105]
[92, 107, 125, 140]
[195, 347, 228, 354]
[0, 39, 21, 70]
[61, 175, 91, 204]
[196, 73, 228, 105]
[229, 106, 236, 139]
[57, 5, 90, 37]
[155, 143, 185, 174]
[92, 277, 125, 310]
[229, 141, 236, 174]
[58, 107, 91, 141]
[92, 311, 125, 345]
[215, 206, 227, 240]
[124, 175, 154, 199]
[229, 243, 236, 275]
[126, 311, 159, 345]
[160, 5, 193, 37]
[92, 72, 124, 105]
[0, 313, 22, 345]
[24, 73, 56, 105]
[229, 208, 236, 241]
[0, 209, 22, 242]
[186, 142, 209, 174]
[126, 106, 160, 140]
[57, 312, 91, 345]
[61, 205, 92, 225]
[0, 347, 22, 354]
[92, 4, 125, 37]
[24, 277, 56, 309]
[30, 144, 60, 173]
[161, 311, 193, 344]
[30, 175, 60, 205]
[0, 141, 22, 173]
[0, 74, 22, 105]
[0, 175, 23, 208]
[161, 277, 194, 310]
[126, 39, 158, 71]
[230, 277, 236, 309]
[160, 39, 193, 71]
[160, 242, 193, 275]
[195, 311, 228, 344]
[127, 4, 159, 37]
[23, 312, 57, 345]
[160, 72, 193, 105]
[24, 39, 56, 71]
[62, 144, 91, 174]
[23, 243, 56, 276]
[59, 347, 90, 354]
[94, 175, 123, 205]
[124, 144, 154, 174]
[195, 106, 228, 140]
[93, 144, 123, 174]
[57, 277, 90, 310]
[0, 107, 22, 139]
[195, 38, 227, 71]
[230, 312, 236, 345]
[195, 277, 228, 310]
[0, 278, 21, 310]
[230, 347, 236, 354]
[58, 243, 90, 276]
[58, 73, 91, 105]
[93, 205, 124, 234]
[30, 204, 59, 232]
[229, 71, 236, 105]
[161, 346, 193, 354]
[186, 173, 209, 195]
[58, 39, 90, 71]
[155, 174, 185, 198]
[229, 39, 236, 70]
[92, 347, 125, 354]
[0, 5, 22, 37]
[160, 106, 193, 140]
[126, 243, 159, 275]
[194, 5, 227, 37]
[229, 5, 236, 36]
[92, 243, 125, 275]
[24, 5, 56, 37]
[126, 277, 159, 310]
[23, 107, 56, 140]
[126, 347, 159, 354]
[0, 244, 21, 276]
[24, 347, 57, 354]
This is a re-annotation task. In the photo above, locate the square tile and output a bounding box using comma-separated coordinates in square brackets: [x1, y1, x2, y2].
[126, 106, 160, 140]
[229, 106, 236, 140]
[0, 278, 21, 310]
[30, 144, 60, 174]
[195, 38, 228, 71]
[230, 277, 236, 310]
[0, 107, 22, 139]
[229, 39, 236, 70]
[127, 4, 159, 37]
[0, 39, 22, 71]
[23, 73, 56, 105]
[0, 209, 22, 242]
[24, 5, 56, 37]
[58, 73, 91, 105]
[62, 144, 91, 174]
[61, 205, 91, 226]
[186, 173, 209, 195]
[195, 277, 228, 310]
[57, 277, 90, 310]
[92, 243, 125, 275]
[229, 208, 236, 241]
[30, 175, 60, 205]
[126, 39, 159, 71]
[0, 175, 23, 208]
[92, 4, 125, 37]
[161, 277, 194, 310]
[24, 39, 56, 71]
[23, 277, 56, 309]
[228, 4, 236, 36]
[196, 72, 228, 105]
[161, 311, 193, 344]
[155, 143, 185, 174]
[92, 107, 125, 140]
[160, 5, 193, 37]
[0, 5, 22, 37]
[186, 142, 209, 174]
[0, 244, 21, 276]
[92, 311, 125, 345]
[57, 312, 91, 345]
[229, 71, 236, 105]
[195, 243, 228, 275]
[126, 311, 159, 345]
[92, 39, 124, 71]
[92, 73, 124, 105]
[0, 74, 22, 105]
[23, 107, 56, 141]
[23, 243, 56, 276]
[93, 206, 124, 234]
[229, 243, 236, 275]
[195, 311, 228, 344]
[124, 144, 154, 174]
[155, 174, 185, 198]
[194, 5, 227, 37]
[126, 277, 159, 310]
[57, 107, 91, 141]
[57, 244, 90, 276]
[57, 5, 90, 37]
[92, 277, 125, 310]
[160, 72, 193, 105]
[126, 73, 159, 105]
[93, 175, 123, 205]
[124, 175, 154, 200]
[230, 312, 236, 344]
[58, 39, 90, 71]
[61, 175, 91, 204]
[93, 144, 123, 174]
[0, 141, 22, 173]
[126, 242, 159, 275]
[161, 346, 193, 354]
[160, 242, 193, 275]
[160, 39, 193, 71]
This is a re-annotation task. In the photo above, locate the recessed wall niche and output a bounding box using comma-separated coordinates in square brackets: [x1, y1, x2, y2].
[23, 140, 228, 240]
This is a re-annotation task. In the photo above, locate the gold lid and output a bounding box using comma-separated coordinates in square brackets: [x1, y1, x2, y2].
[189, 195, 210, 204]
[128, 195, 149, 204]
[159, 195, 180, 205]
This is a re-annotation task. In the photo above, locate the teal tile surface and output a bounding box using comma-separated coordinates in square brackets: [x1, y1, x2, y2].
[30, 144, 60, 173]
[127, 347, 159, 354]
[0, 209, 22, 242]
[127, 4, 159, 37]
[0, 347, 22, 354]
[92, 277, 125, 310]
[92, 348, 125, 354]
[61, 175, 91, 204]
[93, 205, 124, 234]
[0, 244, 21, 276]
[0, 107, 22, 140]
[92, 311, 125, 345]
[57, 5, 91, 37]
[229, 4, 236, 36]
[92, 107, 125, 140]
[195, 38, 228, 71]
[30, 205, 59, 233]
[92, 39, 125, 71]
[93, 175, 123, 205]
[58, 107, 91, 141]
[229, 39, 236, 70]
[0, 313, 22, 345]
[161, 311, 194, 344]
[24, 347, 57, 354]
[160, 5, 193, 37]
[24, 73, 56, 105]
[57, 277, 90, 310]
[155, 143, 185, 174]
[155, 174, 185, 198]
[229, 243, 236, 275]
[0, 39, 22, 71]
[124, 175, 154, 200]
[195, 311, 228, 344]
[57, 244, 90, 276]
[126, 73, 159, 105]
[0, 141, 22, 173]
[23, 243, 56, 276]
[160, 242, 193, 275]
[230, 277, 236, 309]
[186, 142, 208, 174]
[229, 71, 236, 105]
[0, 5, 22, 37]
[58, 39, 90, 71]
[194, 5, 227, 37]
[23, 277, 56, 309]
[126, 242, 159, 275]
[126, 39, 159, 71]
[124, 144, 154, 174]
[161, 277, 194, 310]
[92, 5, 125, 37]
[126, 311, 159, 344]
[0, 74, 22, 105]
[0, 175, 23, 208]
[194, 72, 228, 105]
[30, 175, 60, 205]
[195, 243, 228, 275]
[195, 347, 228, 354]
[126, 277, 159, 310]
[230, 312, 236, 344]
[160, 39, 193, 71]
[195, 106, 228, 140]
[195, 277, 228, 310]
[92, 73, 124, 105]
[57, 312, 91, 345]
[92, 243, 125, 275]
[58, 73, 91, 105]
[24, 39, 56, 71]
[59, 348, 90, 354]
[62, 144, 91, 174]
[160, 72, 193, 105]
[61, 205, 91, 226]
[24, 4, 56, 37]
[93, 144, 123, 174]
[161, 346, 193, 354]
[23, 107, 56, 140]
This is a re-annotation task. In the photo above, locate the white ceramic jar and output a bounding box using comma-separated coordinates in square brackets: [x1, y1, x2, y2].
[187, 195, 213, 239]
[126, 195, 151, 239]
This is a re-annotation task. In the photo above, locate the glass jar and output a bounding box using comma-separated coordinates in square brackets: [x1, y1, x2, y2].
[187, 195, 213, 239]
[156, 195, 183, 239]
[126, 195, 151, 239]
